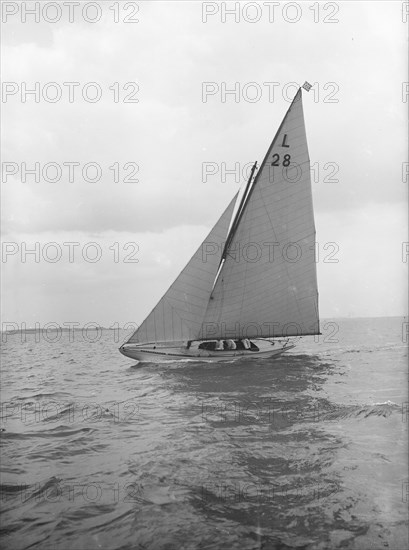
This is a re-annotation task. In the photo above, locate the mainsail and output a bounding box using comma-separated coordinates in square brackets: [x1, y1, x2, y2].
[126, 194, 238, 344]
[198, 88, 319, 339]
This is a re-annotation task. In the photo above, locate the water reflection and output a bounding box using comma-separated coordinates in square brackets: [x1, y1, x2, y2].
[125, 353, 359, 547]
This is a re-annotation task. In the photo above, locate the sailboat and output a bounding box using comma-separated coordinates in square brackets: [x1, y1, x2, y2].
[120, 83, 320, 363]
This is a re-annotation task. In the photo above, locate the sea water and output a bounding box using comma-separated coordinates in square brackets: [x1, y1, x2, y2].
[1, 317, 408, 549]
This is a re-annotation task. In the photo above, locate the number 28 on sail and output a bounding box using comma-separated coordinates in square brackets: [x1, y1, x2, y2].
[120, 83, 320, 363]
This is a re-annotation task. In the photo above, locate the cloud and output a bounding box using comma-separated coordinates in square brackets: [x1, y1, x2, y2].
[1, 1, 407, 322]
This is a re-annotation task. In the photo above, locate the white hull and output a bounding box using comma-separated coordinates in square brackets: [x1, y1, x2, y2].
[119, 339, 295, 363]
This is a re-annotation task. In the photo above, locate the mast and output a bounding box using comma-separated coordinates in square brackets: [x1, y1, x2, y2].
[219, 160, 258, 266]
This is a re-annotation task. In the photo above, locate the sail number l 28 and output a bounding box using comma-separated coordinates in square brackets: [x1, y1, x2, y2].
[271, 133, 291, 166]
[271, 154, 291, 167]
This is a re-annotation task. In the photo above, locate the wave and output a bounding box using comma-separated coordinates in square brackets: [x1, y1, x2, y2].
[0, 426, 94, 440]
[314, 400, 401, 421]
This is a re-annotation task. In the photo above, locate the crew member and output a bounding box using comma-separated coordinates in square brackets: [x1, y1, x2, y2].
[226, 339, 236, 350]
[242, 338, 251, 349]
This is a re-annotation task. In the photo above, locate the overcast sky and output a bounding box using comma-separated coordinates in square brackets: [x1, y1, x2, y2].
[1, 1, 408, 328]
